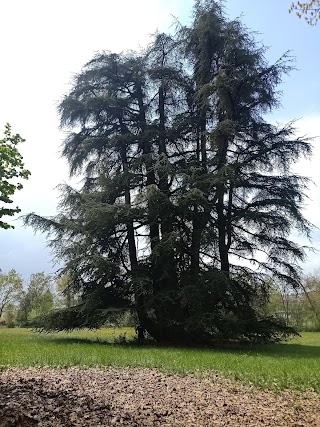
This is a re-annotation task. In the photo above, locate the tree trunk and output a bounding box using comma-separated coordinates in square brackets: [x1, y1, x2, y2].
[135, 82, 160, 248]
[119, 117, 138, 270]
[217, 185, 229, 275]
[121, 149, 138, 270]
[190, 116, 209, 285]
[191, 211, 201, 285]
[216, 133, 230, 276]
[200, 117, 207, 171]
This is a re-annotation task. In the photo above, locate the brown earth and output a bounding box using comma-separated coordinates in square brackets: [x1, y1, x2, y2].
[0, 367, 319, 426]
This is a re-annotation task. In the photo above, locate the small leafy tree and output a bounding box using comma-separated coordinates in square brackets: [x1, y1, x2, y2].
[0, 124, 30, 229]
[17, 273, 54, 324]
[17, 291, 32, 324]
[0, 269, 23, 318]
[2, 303, 18, 327]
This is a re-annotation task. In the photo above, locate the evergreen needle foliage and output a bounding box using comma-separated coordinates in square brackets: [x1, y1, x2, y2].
[25, 1, 312, 345]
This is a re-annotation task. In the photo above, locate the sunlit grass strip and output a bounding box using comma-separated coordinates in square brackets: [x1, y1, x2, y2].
[0, 328, 319, 393]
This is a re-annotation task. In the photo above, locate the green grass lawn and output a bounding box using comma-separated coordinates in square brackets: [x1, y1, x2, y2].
[0, 327, 319, 393]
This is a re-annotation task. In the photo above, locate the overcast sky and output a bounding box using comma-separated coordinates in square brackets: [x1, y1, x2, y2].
[0, 0, 319, 280]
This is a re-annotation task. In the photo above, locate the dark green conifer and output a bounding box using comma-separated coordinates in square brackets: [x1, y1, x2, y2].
[25, 1, 312, 344]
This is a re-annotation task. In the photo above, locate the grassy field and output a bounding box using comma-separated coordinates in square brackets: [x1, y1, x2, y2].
[0, 327, 319, 393]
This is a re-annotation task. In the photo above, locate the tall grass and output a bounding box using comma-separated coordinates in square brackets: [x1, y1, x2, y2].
[0, 328, 319, 392]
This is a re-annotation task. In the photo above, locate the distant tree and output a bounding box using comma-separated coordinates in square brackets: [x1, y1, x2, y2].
[17, 290, 32, 324]
[26, 1, 312, 344]
[2, 303, 18, 327]
[289, 1, 320, 25]
[0, 269, 23, 318]
[301, 273, 320, 326]
[17, 273, 54, 323]
[265, 273, 320, 331]
[0, 123, 30, 229]
[55, 274, 79, 309]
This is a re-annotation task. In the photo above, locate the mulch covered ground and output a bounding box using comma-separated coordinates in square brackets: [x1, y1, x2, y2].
[0, 367, 319, 426]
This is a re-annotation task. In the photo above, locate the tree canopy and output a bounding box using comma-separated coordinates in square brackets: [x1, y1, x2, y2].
[289, 1, 320, 25]
[0, 124, 30, 229]
[26, 1, 312, 344]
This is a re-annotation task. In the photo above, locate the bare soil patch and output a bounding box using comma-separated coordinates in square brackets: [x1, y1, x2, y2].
[0, 367, 319, 426]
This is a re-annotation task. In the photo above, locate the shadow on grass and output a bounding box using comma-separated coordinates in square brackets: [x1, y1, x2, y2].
[243, 343, 320, 359]
[42, 335, 155, 348]
[42, 336, 128, 346]
[42, 335, 320, 359]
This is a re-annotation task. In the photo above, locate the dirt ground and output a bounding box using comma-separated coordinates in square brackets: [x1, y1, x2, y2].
[0, 367, 319, 426]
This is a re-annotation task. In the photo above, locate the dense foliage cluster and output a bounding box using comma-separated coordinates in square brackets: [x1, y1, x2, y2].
[26, 1, 312, 344]
[0, 124, 30, 229]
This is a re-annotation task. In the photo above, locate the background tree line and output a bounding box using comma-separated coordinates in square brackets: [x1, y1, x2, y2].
[265, 272, 320, 331]
[1, 267, 320, 332]
[0, 271, 79, 327]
